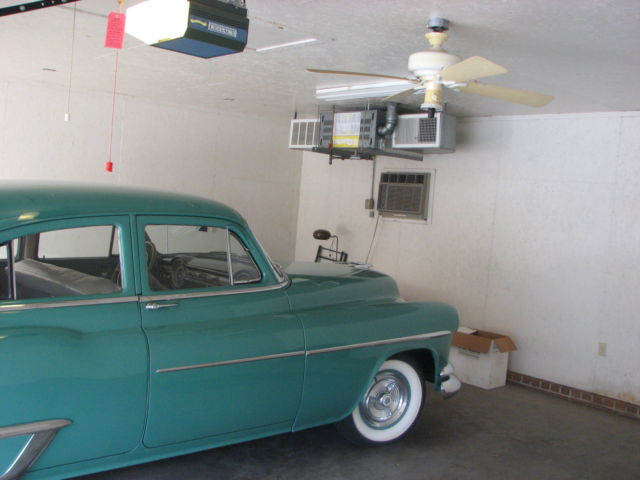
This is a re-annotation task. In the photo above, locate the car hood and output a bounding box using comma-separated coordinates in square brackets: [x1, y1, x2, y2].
[284, 262, 401, 309]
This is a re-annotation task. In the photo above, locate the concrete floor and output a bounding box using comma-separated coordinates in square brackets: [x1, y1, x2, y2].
[79, 385, 640, 479]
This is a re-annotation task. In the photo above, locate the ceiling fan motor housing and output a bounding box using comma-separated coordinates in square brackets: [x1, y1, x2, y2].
[408, 51, 461, 79]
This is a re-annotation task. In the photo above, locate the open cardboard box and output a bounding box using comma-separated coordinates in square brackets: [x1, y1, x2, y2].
[450, 328, 517, 389]
[452, 329, 517, 354]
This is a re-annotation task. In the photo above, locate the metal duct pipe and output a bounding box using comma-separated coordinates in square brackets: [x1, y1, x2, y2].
[377, 102, 398, 136]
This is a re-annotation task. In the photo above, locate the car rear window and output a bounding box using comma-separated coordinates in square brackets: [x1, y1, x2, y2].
[1, 225, 122, 301]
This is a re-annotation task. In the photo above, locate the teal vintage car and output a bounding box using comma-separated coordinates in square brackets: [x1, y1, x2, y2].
[0, 183, 460, 480]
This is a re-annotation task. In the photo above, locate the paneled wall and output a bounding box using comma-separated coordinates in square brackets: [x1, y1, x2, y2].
[0, 80, 301, 264]
[295, 111, 640, 405]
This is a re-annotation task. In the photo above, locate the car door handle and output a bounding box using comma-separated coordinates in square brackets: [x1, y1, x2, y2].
[145, 302, 178, 311]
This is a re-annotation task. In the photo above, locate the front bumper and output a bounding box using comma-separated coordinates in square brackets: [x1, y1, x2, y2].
[439, 363, 461, 399]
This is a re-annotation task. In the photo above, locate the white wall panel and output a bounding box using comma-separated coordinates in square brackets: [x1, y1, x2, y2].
[295, 111, 640, 404]
[0, 80, 301, 264]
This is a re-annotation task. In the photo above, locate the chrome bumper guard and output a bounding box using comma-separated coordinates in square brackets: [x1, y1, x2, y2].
[439, 363, 462, 399]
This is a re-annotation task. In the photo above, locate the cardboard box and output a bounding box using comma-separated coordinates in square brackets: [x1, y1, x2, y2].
[449, 328, 517, 389]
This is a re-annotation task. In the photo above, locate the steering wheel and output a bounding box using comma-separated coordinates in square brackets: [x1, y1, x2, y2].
[168, 258, 186, 289]
[111, 263, 122, 287]
[145, 240, 158, 270]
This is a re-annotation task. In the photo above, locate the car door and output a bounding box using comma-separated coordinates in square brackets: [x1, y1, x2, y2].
[136, 216, 304, 448]
[0, 216, 147, 472]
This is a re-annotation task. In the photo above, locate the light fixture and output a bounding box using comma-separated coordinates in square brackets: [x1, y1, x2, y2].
[312, 230, 348, 263]
[256, 38, 318, 52]
[125, 0, 249, 59]
[315, 80, 417, 102]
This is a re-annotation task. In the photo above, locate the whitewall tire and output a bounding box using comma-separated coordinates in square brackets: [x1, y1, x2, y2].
[337, 357, 425, 445]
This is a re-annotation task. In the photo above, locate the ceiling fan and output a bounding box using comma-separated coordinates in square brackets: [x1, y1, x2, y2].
[308, 17, 554, 112]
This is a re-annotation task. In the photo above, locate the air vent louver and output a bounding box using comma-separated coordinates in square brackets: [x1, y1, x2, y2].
[289, 119, 320, 149]
[392, 112, 456, 152]
[418, 117, 438, 143]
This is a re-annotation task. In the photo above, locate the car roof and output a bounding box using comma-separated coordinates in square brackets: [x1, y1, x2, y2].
[0, 182, 246, 231]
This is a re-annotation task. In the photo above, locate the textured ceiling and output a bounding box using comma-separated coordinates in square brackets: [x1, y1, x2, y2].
[1, 0, 639, 118]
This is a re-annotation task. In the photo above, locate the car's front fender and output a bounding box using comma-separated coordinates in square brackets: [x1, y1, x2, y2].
[291, 300, 458, 431]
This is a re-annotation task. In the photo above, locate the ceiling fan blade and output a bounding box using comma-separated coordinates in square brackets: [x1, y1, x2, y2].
[440, 56, 507, 83]
[458, 82, 554, 107]
[307, 68, 417, 82]
[382, 87, 420, 102]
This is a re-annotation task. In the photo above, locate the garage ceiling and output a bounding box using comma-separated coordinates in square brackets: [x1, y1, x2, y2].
[1, 0, 639, 118]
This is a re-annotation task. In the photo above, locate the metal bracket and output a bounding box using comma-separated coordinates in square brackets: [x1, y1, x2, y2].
[0, 419, 72, 480]
[0, 0, 81, 18]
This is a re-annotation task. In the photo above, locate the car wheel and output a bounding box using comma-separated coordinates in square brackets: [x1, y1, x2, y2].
[337, 357, 425, 445]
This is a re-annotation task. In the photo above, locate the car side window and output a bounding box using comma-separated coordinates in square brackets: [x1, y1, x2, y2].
[1, 226, 122, 301]
[38, 225, 114, 259]
[144, 225, 262, 291]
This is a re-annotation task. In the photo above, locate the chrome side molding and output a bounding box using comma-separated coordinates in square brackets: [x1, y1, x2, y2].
[156, 350, 306, 373]
[156, 331, 452, 374]
[0, 419, 72, 480]
[306, 331, 452, 356]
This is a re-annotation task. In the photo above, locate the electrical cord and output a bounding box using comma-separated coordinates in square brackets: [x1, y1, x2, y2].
[365, 214, 381, 264]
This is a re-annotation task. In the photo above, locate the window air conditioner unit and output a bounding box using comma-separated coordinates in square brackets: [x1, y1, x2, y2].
[392, 112, 457, 153]
[377, 171, 432, 220]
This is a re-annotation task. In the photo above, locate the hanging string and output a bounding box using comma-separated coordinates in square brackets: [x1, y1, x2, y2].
[106, 50, 120, 172]
[106, 0, 125, 172]
[65, 1, 77, 121]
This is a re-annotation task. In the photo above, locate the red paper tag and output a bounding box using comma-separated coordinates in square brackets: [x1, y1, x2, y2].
[105, 12, 126, 49]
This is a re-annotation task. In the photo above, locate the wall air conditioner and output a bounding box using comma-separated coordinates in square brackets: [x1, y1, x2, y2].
[377, 171, 433, 221]
[392, 112, 457, 153]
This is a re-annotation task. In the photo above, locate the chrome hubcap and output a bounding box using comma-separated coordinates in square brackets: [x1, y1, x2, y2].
[359, 370, 409, 428]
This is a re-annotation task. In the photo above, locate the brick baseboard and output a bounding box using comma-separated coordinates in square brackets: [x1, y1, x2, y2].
[507, 370, 639, 420]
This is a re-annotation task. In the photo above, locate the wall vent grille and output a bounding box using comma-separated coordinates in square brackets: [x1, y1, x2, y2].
[289, 119, 320, 149]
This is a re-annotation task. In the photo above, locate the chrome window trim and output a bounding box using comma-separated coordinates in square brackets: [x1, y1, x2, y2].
[249, 229, 287, 284]
[141, 278, 289, 302]
[0, 296, 139, 313]
[228, 231, 263, 286]
[155, 331, 451, 374]
[225, 228, 234, 287]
